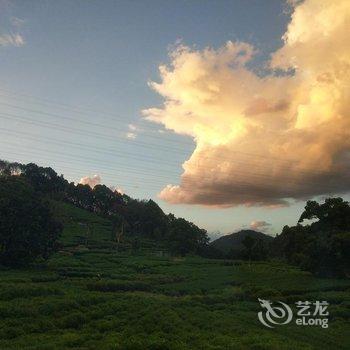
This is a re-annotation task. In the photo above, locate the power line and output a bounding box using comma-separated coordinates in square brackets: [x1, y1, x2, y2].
[0, 112, 189, 154]
[0, 99, 194, 148]
[0, 119, 340, 188]
[1, 143, 177, 182]
[0, 89, 319, 166]
[1, 150, 163, 191]
[0, 109, 330, 180]
[0, 127, 305, 179]
[0, 87, 140, 123]
[0, 88, 347, 192]
[4, 149, 344, 204]
[2, 144, 346, 196]
[0, 127, 184, 170]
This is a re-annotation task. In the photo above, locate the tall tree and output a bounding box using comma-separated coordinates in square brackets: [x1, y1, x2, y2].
[0, 177, 62, 266]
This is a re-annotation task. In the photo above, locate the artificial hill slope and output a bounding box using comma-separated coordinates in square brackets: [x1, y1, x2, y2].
[210, 230, 273, 255]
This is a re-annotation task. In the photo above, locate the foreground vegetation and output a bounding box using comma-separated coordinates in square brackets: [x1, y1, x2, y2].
[0, 160, 349, 349]
[1, 252, 349, 349]
[0, 202, 349, 350]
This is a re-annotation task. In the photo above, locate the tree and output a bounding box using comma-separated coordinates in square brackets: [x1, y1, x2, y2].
[20, 163, 68, 195]
[167, 217, 209, 256]
[251, 238, 269, 260]
[242, 236, 256, 264]
[93, 184, 123, 215]
[298, 197, 350, 231]
[115, 221, 125, 252]
[124, 199, 168, 238]
[0, 177, 62, 266]
[0, 160, 211, 258]
[273, 197, 350, 277]
[69, 183, 94, 211]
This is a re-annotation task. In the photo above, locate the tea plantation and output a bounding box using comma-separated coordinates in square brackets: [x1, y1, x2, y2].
[0, 202, 349, 349]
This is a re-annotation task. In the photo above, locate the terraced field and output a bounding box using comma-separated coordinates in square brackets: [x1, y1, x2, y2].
[0, 203, 349, 349]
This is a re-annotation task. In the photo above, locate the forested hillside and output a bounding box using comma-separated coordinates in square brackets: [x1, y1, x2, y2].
[0, 159, 349, 349]
[210, 230, 273, 256]
[0, 160, 209, 261]
[1, 159, 349, 278]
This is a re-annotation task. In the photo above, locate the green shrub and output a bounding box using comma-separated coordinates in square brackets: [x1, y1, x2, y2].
[31, 275, 60, 283]
[86, 280, 152, 292]
[58, 312, 87, 329]
[0, 284, 63, 300]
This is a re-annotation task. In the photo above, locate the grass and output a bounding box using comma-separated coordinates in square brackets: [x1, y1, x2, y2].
[0, 201, 349, 349]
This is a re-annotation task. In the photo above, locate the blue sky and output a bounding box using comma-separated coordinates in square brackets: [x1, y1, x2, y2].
[1, 0, 346, 237]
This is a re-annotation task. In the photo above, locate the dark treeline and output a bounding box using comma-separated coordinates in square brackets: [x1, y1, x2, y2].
[206, 198, 350, 278]
[0, 160, 208, 265]
[0, 160, 349, 278]
[272, 198, 350, 278]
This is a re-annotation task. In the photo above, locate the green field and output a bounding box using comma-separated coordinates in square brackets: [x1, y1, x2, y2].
[0, 203, 349, 349]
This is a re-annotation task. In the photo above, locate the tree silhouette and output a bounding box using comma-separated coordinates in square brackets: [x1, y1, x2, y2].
[0, 177, 62, 266]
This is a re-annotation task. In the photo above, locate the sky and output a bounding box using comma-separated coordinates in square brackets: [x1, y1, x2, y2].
[1, 0, 349, 238]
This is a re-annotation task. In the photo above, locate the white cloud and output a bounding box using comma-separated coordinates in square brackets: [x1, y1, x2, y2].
[0, 33, 24, 47]
[126, 132, 137, 139]
[79, 174, 101, 188]
[125, 124, 138, 139]
[250, 220, 271, 232]
[79, 176, 124, 194]
[109, 185, 124, 195]
[144, 0, 350, 207]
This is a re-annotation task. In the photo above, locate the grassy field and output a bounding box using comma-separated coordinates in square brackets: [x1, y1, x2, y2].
[0, 202, 349, 349]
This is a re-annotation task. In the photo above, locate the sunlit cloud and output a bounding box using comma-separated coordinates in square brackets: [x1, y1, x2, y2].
[79, 174, 101, 188]
[110, 186, 124, 195]
[79, 175, 123, 194]
[144, 0, 350, 207]
[126, 132, 137, 139]
[250, 220, 271, 232]
[128, 123, 137, 131]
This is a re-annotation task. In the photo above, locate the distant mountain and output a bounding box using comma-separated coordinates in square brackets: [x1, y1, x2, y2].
[210, 229, 273, 254]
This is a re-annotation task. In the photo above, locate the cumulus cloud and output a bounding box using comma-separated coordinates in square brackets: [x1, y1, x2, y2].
[0, 33, 24, 47]
[79, 174, 101, 188]
[79, 175, 124, 194]
[109, 185, 124, 195]
[125, 124, 138, 139]
[250, 220, 271, 232]
[116, 188, 124, 195]
[126, 132, 136, 139]
[143, 0, 350, 207]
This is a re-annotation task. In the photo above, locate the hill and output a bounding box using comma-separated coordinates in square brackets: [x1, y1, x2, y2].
[1, 160, 350, 348]
[0, 160, 209, 256]
[51, 199, 168, 254]
[210, 229, 273, 255]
